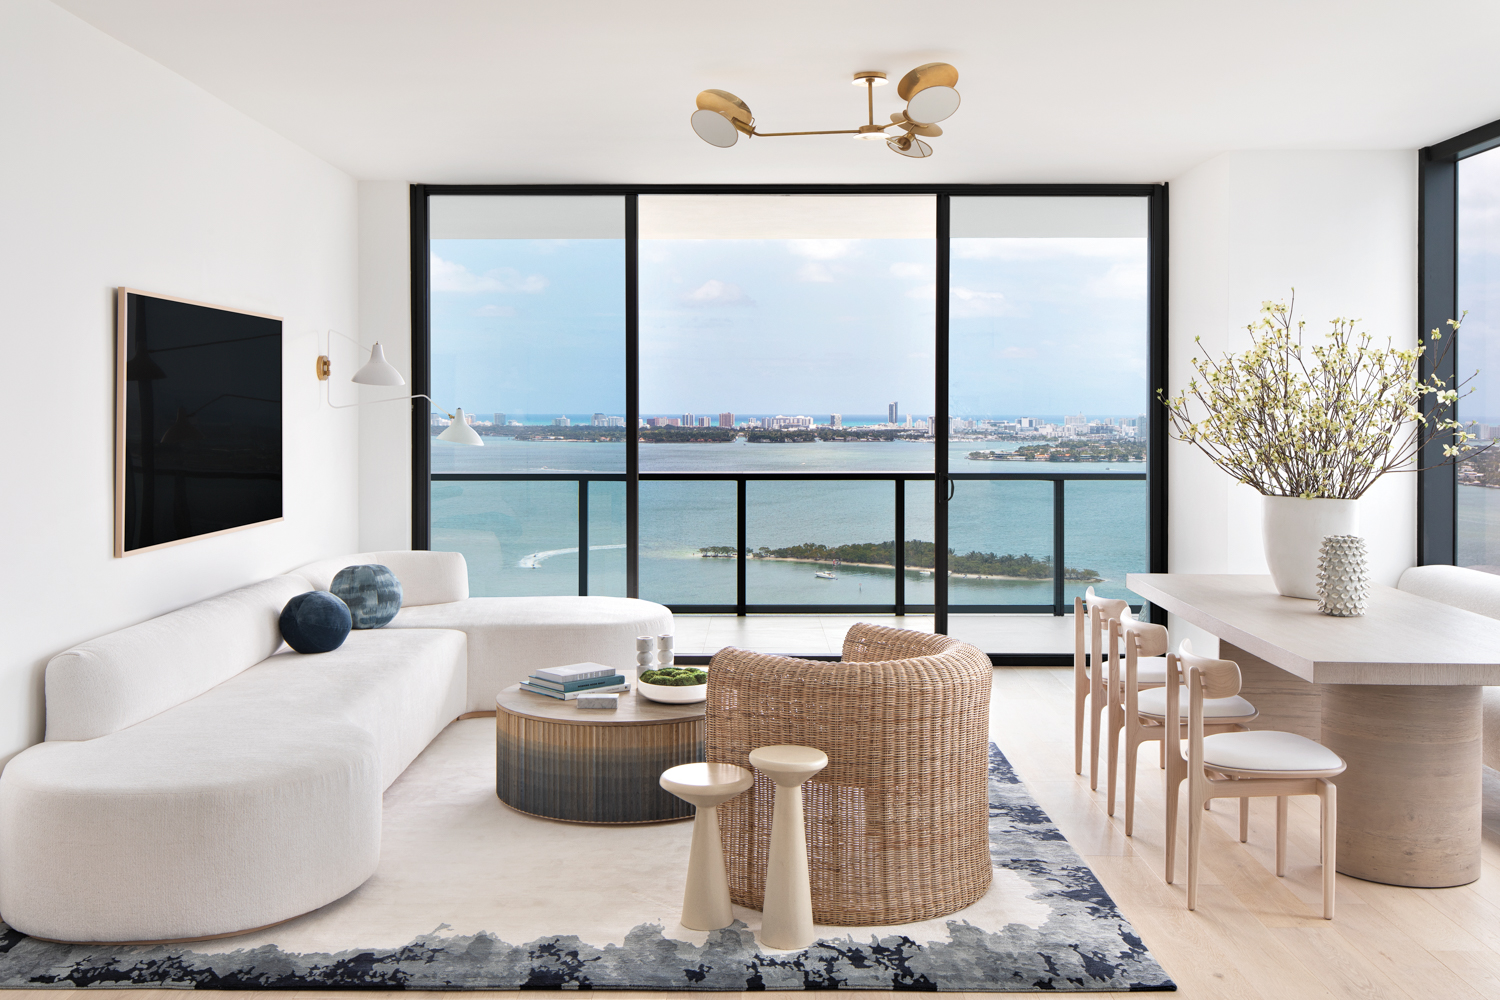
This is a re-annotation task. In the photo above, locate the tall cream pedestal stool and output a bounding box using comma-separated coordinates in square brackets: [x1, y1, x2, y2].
[660, 763, 755, 930]
[748, 745, 828, 950]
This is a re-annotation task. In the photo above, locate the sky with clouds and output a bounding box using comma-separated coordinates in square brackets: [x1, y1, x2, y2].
[1460, 146, 1500, 425]
[429, 235, 1149, 419]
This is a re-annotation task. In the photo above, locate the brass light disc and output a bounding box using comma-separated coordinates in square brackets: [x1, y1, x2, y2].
[897, 61, 959, 101]
[852, 71, 889, 86]
[696, 89, 752, 126]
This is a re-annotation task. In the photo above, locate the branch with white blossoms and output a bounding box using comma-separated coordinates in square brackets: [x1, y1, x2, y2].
[1159, 293, 1486, 500]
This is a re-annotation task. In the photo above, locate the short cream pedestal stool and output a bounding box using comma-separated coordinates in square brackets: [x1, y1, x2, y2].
[659, 762, 754, 930]
[748, 744, 829, 950]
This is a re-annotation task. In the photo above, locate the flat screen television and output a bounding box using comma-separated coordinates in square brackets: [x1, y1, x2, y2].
[116, 288, 283, 556]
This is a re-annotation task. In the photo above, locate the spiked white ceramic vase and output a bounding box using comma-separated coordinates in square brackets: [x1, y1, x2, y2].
[1316, 534, 1369, 617]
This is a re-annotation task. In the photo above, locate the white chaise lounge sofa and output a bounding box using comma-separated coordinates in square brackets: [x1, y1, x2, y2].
[1395, 563, 1500, 772]
[0, 551, 670, 944]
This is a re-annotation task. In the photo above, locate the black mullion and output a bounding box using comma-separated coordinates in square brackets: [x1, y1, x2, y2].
[737, 478, 747, 616]
[935, 194, 951, 635]
[410, 184, 431, 550]
[1418, 151, 1458, 566]
[625, 194, 640, 596]
[894, 479, 906, 616]
[578, 480, 589, 596]
[1053, 480, 1066, 615]
[1147, 183, 1170, 623]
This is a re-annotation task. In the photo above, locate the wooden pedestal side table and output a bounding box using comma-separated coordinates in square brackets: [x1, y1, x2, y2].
[495, 671, 705, 824]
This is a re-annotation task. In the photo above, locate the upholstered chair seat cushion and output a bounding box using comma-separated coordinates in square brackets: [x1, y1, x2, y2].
[1136, 687, 1257, 720]
[1200, 730, 1345, 775]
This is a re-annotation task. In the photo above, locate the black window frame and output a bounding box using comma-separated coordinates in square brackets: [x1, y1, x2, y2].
[409, 183, 1170, 627]
[1419, 120, 1500, 565]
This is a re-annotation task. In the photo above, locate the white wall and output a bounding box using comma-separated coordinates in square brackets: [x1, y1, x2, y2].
[1167, 150, 1418, 649]
[0, 0, 359, 765]
[356, 181, 414, 550]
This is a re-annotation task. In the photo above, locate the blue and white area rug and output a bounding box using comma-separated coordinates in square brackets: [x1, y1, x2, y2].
[0, 721, 1172, 991]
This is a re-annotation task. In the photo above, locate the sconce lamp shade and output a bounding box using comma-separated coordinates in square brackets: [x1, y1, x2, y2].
[352, 343, 406, 386]
[437, 407, 484, 446]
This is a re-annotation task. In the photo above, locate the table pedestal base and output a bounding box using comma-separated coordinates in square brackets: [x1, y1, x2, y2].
[1319, 684, 1482, 887]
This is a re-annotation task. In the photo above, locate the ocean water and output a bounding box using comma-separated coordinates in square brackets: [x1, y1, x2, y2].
[431, 438, 1148, 608]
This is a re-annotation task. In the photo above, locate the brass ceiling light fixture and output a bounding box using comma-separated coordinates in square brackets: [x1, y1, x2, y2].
[690, 62, 960, 159]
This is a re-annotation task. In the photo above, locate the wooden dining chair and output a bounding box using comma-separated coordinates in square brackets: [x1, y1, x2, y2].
[1103, 607, 1174, 819]
[1165, 644, 1347, 919]
[1074, 587, 1126, 790]
[1114, 629, 1257, 835]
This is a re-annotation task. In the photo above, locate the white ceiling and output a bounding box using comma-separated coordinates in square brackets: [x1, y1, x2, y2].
[51, 0, 1500, 184]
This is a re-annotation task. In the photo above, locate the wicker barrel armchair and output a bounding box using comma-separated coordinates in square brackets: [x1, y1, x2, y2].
[706, 623, 993, 925]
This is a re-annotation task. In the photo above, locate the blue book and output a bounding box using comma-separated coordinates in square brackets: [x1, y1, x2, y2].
[526, 673, 626, 692]
[519, 681, 630, 700]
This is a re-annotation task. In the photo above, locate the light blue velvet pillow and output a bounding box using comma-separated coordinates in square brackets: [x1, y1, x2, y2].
[331, 564, 403, 629]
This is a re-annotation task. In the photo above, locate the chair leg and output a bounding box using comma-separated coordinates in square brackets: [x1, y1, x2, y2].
[1106, 685, 1122, 816]
[1321, 781, 1337, 919]
[1275, 796, 1288, 878]
[1124, 731, 1141, 837]
[1164, 758, 1181, 884]
[1187, 786, 1204, 910]
[1089, 688, 1103, 791]
[1073, 680, 1086, 776]
[1239, 797, 1249, 843]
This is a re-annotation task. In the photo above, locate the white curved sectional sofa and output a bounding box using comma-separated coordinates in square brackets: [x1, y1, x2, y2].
[0, 551, 670, 944]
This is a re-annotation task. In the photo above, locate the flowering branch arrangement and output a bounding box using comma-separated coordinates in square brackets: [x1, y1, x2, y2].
[1159, 294, 1482, 500]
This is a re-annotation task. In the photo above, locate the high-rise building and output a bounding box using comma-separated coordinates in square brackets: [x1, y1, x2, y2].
[830, 413, 842, 428]
[718, 412, 734, 427]
[552, 416, 570, 427]
[1064, 414, 1087, 428]
[904, 414, 912, 428]
[494, 413, 505, 426]
[682, 413, 695, 427]
[697, 416, 710, 426]
[888, 402, 899, 425]
[592, 412, 606, 426]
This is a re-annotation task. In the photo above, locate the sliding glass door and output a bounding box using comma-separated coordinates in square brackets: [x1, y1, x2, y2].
[414, 186, 1165, 629]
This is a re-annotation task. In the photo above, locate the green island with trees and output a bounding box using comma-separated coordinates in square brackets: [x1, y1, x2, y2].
[698, 539, 1100, 582]
[969, 441, 1146, 463]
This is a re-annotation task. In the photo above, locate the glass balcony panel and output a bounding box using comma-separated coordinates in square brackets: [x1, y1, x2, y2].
[746, 480, 895, 605]
[586, 480, 627, 597]
[900, 479, 938, 607]
[947, 479, 1055, 609]
[1458, 147, 1500, 570]
[432, 480, 579, 597]
[1062, 479, 1147, 606]
[639, 480, 737, 606]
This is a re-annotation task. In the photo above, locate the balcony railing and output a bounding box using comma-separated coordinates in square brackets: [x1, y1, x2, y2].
[430, 470, 1146, 616]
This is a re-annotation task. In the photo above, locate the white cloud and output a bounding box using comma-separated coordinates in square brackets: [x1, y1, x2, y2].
[890, 262, 930, 279]
[797, 262, 835, 283]
[431, 253, 548, 294]
[1088, 262, 1148, 299]
[950, 286, 1009, 317]
[786, 239, 856, 260]
[473, 304, 516, 317]
[952, 238, 1145, 262]
[684, 279, 752, 305]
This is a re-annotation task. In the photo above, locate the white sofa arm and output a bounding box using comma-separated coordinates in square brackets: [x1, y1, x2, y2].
[296, 550, 469, 607]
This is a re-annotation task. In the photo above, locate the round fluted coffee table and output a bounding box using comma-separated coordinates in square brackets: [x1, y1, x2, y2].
[495, 670, 705, 824]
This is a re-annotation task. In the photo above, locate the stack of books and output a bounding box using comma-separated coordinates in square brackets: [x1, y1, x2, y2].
[518, 662, 630, 700]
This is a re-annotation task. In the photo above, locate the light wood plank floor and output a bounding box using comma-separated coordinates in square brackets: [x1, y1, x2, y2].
[10, 667, 1499, 998]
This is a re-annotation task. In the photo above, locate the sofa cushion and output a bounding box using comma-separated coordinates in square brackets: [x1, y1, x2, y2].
[388, 596, 672, 712]
[332, 563, 403, 628]
[279, 590, 353, 652]
[1396, 564, 1500, 620]
[45, 574, 312, 742]
[297, 550, 468, 607]
[0, 626, 467, 942]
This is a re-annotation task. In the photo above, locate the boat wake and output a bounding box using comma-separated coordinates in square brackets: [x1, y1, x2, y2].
[519, 544, 626, 569]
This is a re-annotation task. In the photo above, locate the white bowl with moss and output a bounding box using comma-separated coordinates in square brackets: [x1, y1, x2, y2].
[636, 666, 708, 704]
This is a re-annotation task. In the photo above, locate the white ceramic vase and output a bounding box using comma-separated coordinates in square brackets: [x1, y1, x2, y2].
[1262, 495, 1359, 599]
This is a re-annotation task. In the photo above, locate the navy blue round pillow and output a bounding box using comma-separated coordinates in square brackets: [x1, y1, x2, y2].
[280, 591, 352, 653]
[331, 563, 403, 629]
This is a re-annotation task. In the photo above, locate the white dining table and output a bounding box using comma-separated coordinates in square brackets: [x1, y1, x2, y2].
[1127, 572, 1500, 888]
